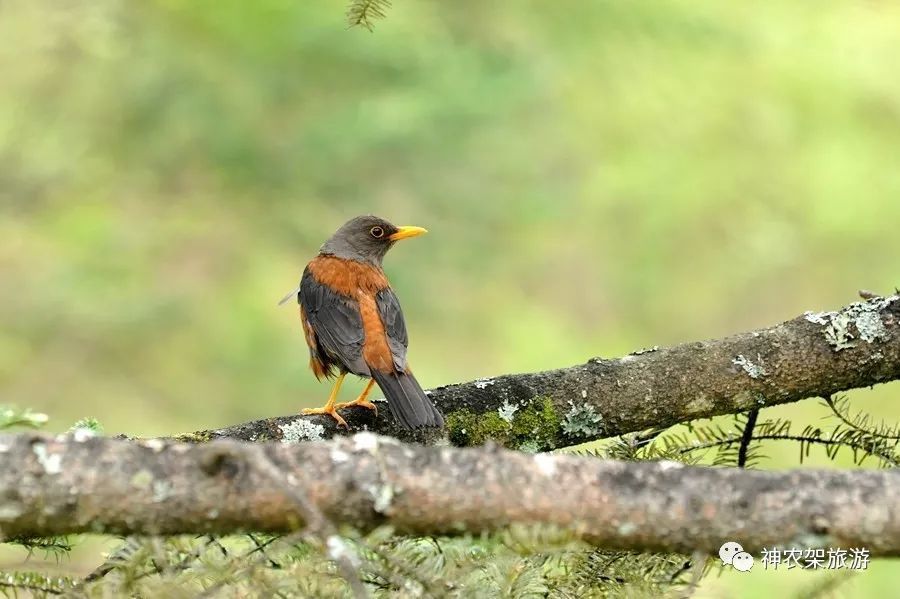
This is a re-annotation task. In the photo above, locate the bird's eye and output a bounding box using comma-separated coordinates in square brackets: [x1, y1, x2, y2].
[370, 226, 384, 238]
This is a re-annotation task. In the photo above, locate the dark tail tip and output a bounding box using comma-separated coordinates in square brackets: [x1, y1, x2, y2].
[371, 370, 444, 430]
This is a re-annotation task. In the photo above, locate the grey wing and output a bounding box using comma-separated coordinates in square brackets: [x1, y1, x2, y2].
[375, 287, 409, 372]
[299, 268, 370, 376]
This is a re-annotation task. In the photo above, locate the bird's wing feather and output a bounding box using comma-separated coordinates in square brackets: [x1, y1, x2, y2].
[375, 287, 409, 371]
[299, 267, 369, 375]
[277, 285, 300, 306]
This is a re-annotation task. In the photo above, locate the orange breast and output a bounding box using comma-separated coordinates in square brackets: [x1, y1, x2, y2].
[307, 255, 389, 297]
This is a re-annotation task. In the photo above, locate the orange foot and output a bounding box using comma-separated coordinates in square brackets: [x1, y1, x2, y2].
[301, 373, 349, 428]
[335, 397, 378, 416]
[301, 404, 348, 428]
[335, 379, 378, 416]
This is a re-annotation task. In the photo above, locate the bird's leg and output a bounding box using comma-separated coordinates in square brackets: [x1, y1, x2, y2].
[335, 378, 378, 416]
[301, 373, 348, 428]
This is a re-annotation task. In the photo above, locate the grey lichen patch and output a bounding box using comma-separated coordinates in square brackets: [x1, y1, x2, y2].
[562, 402, 604, 439]
[153, 480, 172, 502]
[279, 419, 325, 443]
[353, 433, 376, 453]
[533, 453, 557, 477]
[806, 296, 897, 351]
[804, 311, 834, 325]
[656, 460, 685, 471]
[861, 350, 884, 365]
[630, 345, 659, 355]
[141, 439, 167, 453]
[32, 442, 62, 474]
[498, 399, 519, 423]
[331, 447, 351, 463]
[732, 354, 768, 379]
[855, 310, 888, 343]
[473, 378, 495, 389]
[367, 483, 395, 514]
[70, 428, 96, 443]
[824, 312, 855, 350]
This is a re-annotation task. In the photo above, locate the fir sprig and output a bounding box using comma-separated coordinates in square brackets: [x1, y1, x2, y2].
[347, 0, 392, 31]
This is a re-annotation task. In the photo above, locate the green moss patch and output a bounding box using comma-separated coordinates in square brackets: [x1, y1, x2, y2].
[446, 397, 561, 451]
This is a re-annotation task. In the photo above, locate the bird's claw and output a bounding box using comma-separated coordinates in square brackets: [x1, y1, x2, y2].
[335, 398, 378, 416]
[301, 406, 349, 428]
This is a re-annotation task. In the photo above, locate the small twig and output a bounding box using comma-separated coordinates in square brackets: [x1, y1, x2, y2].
[823, 396, 900, 440]
[0, 571, 73, 596]
[737, 410, 759, 468]
[82, 537, 143, 583]
[631, 426, 670, 450]
[193, 445, 370, 598]
[665, 559, 694, 584]
[677, 550, 708, 599]
[360, 539, 446, 598]
[244, 446, 368, 599]
[678, 433, 900, 467]
[246, 533, 281, 569]
[196, 529, 310, 599]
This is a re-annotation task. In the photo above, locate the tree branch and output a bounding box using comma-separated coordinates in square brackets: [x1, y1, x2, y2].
[173, 295, 900, 451]
[2, 433, 899, 555]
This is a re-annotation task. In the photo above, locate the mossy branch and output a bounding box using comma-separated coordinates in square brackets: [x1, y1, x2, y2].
[171, 294, 900, 451]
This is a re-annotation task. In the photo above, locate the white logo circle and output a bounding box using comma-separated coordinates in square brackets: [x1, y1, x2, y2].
[718, 541, 744, 565]
[732, 551, 754, 572]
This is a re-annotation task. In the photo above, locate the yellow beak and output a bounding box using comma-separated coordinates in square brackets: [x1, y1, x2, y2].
[388, 225, 428, 241]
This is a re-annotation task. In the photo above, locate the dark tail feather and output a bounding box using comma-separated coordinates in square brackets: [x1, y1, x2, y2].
[370, 370, 444, 430]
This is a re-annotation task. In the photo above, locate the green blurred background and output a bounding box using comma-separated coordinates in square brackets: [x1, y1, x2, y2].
[1, 0, 898, 596]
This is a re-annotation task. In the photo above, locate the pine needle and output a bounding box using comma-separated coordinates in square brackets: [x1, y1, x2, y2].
[347, 0, 392, 31]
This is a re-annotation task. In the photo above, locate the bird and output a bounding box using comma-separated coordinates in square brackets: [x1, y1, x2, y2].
[280, 215, 444, 430]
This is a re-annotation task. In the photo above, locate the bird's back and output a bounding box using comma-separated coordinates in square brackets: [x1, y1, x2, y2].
[299, 253, 443, 428]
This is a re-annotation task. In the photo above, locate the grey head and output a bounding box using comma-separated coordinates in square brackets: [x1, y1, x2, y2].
[278, 216, 427, 306]
[319, 215, 427, 265]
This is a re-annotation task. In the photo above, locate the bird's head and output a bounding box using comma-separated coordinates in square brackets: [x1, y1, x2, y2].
[319, 215, 427, 265]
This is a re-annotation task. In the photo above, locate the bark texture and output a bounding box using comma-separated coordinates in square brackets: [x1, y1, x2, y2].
[2, 433, 899, 555]
[175, 295, 900, 450]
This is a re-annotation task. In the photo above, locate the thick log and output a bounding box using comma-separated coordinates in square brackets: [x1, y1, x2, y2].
[2, 433, 898, 556]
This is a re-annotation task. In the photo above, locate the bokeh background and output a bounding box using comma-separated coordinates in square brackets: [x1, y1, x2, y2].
[1, 1, 898, 596]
